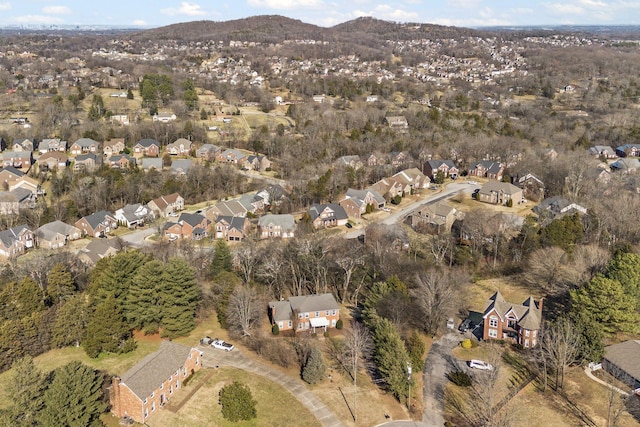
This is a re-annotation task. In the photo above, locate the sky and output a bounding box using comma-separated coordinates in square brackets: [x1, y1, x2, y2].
[1, 0, 640, 29]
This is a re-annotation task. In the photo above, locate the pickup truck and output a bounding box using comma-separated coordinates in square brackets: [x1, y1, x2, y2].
[211, 339, 234, 352]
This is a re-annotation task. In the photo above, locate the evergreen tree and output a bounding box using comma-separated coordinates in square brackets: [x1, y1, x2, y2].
[159, 258, 200, 337]
[89, 250, 148, 306]
[126, 88, 134, 99]
[4, 356, 47, 426]
[605, 252, 640, 309]
[570, 274, 639, 335]
[39, 361, 106, 427]
[372, 317, 411, 401]
[219, 381, 257, 422]
[46, 263, 75, 304]
[51, 295, 89, 348]
[302, 347, 326, 384]
[83, 295, 131, 357]
[14, 278, 46, 319]
[406, 331, 425, 372]
[210, 239, 233, 277]
[125, 260, 164, 331]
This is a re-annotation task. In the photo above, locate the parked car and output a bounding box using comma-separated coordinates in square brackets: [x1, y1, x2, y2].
[212, 339, 234, 352]
[446, 318, 455, 329]
[469, 360, 493, 371]
[381, 207, 391, 212]
[345, 223, 353, 229]
[200, 336, 213, 345]
[459, 319, 473, 332]
[169, 212, 179, 217]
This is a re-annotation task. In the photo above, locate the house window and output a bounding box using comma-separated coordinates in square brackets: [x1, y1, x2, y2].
[151, 392, 154, 398]
[305, 313, 309, 318]
[489, 316, 498, 328]
[332, 310, 336, 316]
[176, 381, 179, 389]
[298, 323, 303, 329]
[532, 339, 537, 347]
[507, 319, 516, 329]
[288, 320, 292, 328]
[326, 310, 330, 316]
[298, 313, 303, 319]
[144, 409, 148, 419]
[533, 330, 537, 337]
[524, 340, 529, 348]
[169, 375, 172, 381]
[278, 321, 283, 329]
[170, 385, 173, 395]
[525, 330, 530, 337]
[144, 398, 148, 404]
[488, 329, 498, 338]
[315, 311, 319, 317]
[160, 384, 164, 390]
[196, 357, 199, 366]
[151, 403, 155, 412]
[189, 353, 192, 359]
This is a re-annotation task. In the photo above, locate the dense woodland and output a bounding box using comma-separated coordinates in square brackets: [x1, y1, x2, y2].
[0, 16, 640, 425]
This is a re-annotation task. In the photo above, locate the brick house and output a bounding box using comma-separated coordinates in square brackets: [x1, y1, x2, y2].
[308, 204, 349, 229]
[75, 211, 118, 237]
[405, 201, 457, 234]
[477, 181, 523, 205]
[38, 151, 68, 172]
[133, 139, 160, 158]
[257, 214, 296, 239]
[0, 224, 35, 258]
[36, 220, 81, 249]
[468, 160, 504, 181]
[164, 213, 211, 241]
[214, 216, 250, 241]
[268, 293, 340, 333]
[165, 138, 192, 156]
[108, 154, 136, 169]
[103, 138, 125, 157]
[109, 341, 203, 423]
[422, 159, 459, 180]
[482, 291, 542, 348]
[339, 189, 386, 219]
[70, 138, 100, 156]
[2, 151, 33, 169]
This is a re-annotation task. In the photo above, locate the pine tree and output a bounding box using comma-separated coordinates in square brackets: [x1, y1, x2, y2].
[47, 263, 75, 304]
[125, 260, 164, 331]
[302, 347, 326, 384]
[605, 252, 640, 309]
[372, 318, 411, 401]
[210, 239, 233, 277]
[570, 274, 639, 335]
[83, 295, 131, 357]
[219, 381, 257, 422]
[39, 361, 106, 427]
[4, 356, 47, 426]
[14, 278, 46, 319]
[406, 331, 425, 372]
[51, 295, 89, 348]
[159, 258, 200, 337]
[89, 250, 148, 305]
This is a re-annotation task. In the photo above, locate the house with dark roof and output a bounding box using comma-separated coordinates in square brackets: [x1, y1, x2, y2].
[216, 148, 247, 166]
[196, 144, 220, 161]
[258, 214, 296, 239]
[133, 139, 160, 158]
[75, 211, 118, 237]
[468, 160, 505, 181]
[2, 151, 33, 169]
[405, 201, 457, 234]
[422, 159, 459, 180]
[110, 341, 203, 423]
[308, 204, 348, 229]
[73, 153, 101, 173]
[214, 215, 250, 241]
[108, 154, 136, 169]
[164, 213, 211, 241]
[610, 158, 640, 173]
[532, 196, 587, 221]
[268, 293, 340, 332]
[255, 184, 289, 207]
[0, 224, 35, 258]
[602, 340, 640, 390]
[36, 220, 81, 249]
[615, 144, 640, 158]
[141, 157, 163, 171]
[78, 237, 122, 265]
[482, 291, 542, 348]
[587, 145, 617, 159]
[246, 155, 271, 172]
[170, 159, 193, 175]
[38, 138, 67, 154]
[12, 138, 35, 152]
[115, 204, 150, 228]
[513, 172, 545, 202]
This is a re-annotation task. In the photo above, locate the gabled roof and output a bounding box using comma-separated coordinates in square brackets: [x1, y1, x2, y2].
[37, 220, 79, 237]
[0, 224, 31, 248]
[425, 159, 456, 169]
[150, 193, 182, 211]
[75, 153, 99, 162]
[141, 158, 163, 170]
[135, 138, 160, 148]
[170, 159, 193, 172]
[345, 188, 385, 206]
[82, 210, 116, 229]
[289, 293, 340, 313]
[258, 214, 295, 231]
[120, 341, 195, 400]
[478, 181, 521, 196]
[470, 160, 503, 174]
[216, 215, 247, 232]
[308, 203, 348, 221]
[532, 196, 587, 216]
[179, 212, 208, 228]
[0, 166, 25, 179]
[72, 137, 99, 148]
[604, 340, 640, 382]
[482, 291, 542, 330]
[210, 200, 247, 217]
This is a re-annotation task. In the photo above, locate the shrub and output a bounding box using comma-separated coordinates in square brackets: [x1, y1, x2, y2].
[271, 324, 280, 335]
[392, 195, 402, 205]
[461, 339, 472, 349]
[336, 319, 343, 329]
[447, 370, 472, 387]
[507, 198, 513, 207]
[219, 381, 257, 422]
[302, 347, 326, 384]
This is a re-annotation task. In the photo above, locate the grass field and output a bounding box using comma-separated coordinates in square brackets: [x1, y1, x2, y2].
[144, 367, 322, 427]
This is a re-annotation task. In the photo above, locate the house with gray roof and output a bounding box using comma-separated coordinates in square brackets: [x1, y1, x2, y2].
[477, 181, 523, 205]
[532, 196, 587, 222]
[339, 188, 386, 218]
[78, 237, 122, 265]
[110, 340, 203, 423]
[468, 160, 505, 181]
[268, 293, 340, 332]
[0, 224, 34, 258]
[207, 200, 248, 219]
[258, 214, 296, 239]
[70, 138, 100, 156]
[587, 145, 617, 159]
[196, 143, 220, 160]
[115, 203, 150, 228]
[75, 211, 118, 237]
[602, 340, 640, 391]
[36, 220, 82, 249]
[482, 291, 542, 348]
[610, 157, 640, 173]
[214, 215, 250, 241]
[141, 157, 163, 171]
[405, 201, 457, 234]
[38, 138, 67, 154]
[423, 159, 459, 180]
[308, 204, 348, 229]
[170, 159, 193, 175]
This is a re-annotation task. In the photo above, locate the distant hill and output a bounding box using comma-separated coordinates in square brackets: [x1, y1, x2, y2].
[131, 14, 487, 45]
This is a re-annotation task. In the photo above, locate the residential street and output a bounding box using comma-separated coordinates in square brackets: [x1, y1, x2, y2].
[119, 226, 157, 247]
[345, 181, 479, 239]
[422, 332, 465, 426]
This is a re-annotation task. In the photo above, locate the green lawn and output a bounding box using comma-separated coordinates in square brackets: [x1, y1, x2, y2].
[146, 367, 322, 427]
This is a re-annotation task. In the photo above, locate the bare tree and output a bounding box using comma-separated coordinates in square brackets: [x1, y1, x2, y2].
[227, 285, 263, 337]
[344, 321, 372, 423]
[540, 317, 581, 390]
[412, 268, 468, 335]
[234, 241, 259, 284]
[336, 254, 365, 303]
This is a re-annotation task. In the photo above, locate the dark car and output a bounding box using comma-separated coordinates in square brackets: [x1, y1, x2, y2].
[345, 223, 353, 229]
[200, 336, 213, 345]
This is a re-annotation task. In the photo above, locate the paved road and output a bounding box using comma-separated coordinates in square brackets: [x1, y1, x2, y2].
[345, 181, 479, 239]
[200, 345, 344, 427]
[119, 227, 156, 247]
[422, 333, 465, 427]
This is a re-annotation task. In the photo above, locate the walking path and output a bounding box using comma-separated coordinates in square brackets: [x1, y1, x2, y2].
[200, 345, 344, 427]
[583, 367, 629, 396]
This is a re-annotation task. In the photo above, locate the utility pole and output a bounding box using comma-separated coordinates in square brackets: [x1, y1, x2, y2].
[407, 362, 412, 413]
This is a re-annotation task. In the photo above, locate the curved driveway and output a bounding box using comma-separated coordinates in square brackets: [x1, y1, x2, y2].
[200, 345, 343, 427]
[422, 333, 464, 426]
